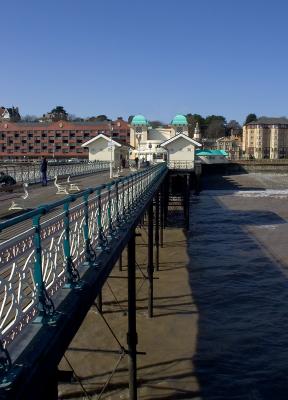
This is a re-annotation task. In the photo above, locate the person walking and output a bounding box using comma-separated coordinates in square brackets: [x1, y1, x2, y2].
[40, 156, 48, 186]
[135, 156, 139, 169]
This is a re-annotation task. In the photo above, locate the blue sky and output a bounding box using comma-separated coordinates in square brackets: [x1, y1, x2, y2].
[1, 0, 288, 124]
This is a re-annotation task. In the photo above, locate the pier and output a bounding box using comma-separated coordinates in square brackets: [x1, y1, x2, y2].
[0, 163, 183, 399]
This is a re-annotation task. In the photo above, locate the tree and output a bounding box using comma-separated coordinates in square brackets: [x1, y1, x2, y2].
[86, 115, 110, 122]
[22, 114, 39, 122]
[226, 120, 242, 136]
[204, 115, 226, 139]
[150, 120, 164, 128]
[68, 114, 84, 122]
[128, 115, 134, 124]
[206, 119, 226, 139]
[49, 106, 68, 121]
[96, 115, 110, 121]
[186, 113, 205, 137]
[244, 113, 257, 125]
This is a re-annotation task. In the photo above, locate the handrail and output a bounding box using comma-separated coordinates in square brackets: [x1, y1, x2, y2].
[0, 161, 110, 184]
[0, 164, 167, 349]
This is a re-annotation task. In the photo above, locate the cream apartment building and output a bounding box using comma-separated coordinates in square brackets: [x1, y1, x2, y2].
[242, 118, 288, 159]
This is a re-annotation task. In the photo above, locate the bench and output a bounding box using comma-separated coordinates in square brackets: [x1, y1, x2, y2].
[54, 176, 68, 195]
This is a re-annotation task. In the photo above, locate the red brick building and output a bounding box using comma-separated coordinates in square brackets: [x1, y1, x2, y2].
[0, 118, 130, 159]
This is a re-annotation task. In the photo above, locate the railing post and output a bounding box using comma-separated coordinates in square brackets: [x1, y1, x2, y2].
[121, 178, 128, 224]
[97, 185, 108, 251]
[107, 182, 115, 238]
[63, 199, 82, 289]
[127, 228, 138, 400]
[83, 190, 97, 267]
[147, 201, 154, 318]
[115, 179, 122, 227]
[32, 211, 55, 323]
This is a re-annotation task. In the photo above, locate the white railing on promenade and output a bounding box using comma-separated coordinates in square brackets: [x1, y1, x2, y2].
[0, 163, 167, 349]
[0, 161, 110, 184]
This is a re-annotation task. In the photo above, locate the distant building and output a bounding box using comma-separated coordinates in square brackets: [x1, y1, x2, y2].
[130, 114, 201, 165]
[196, 149, 229, 164]
[216, 134, 242, 159]
[0, 106, 21, 122]
[81, 134, 132, 166]
[242, 117, 288, 159]
[0, 118, 130, 159]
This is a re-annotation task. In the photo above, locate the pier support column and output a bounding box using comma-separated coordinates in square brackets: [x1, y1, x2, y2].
[42, 369, 58, 400]
[163, 175, 169, 228]
[155, 191, 160, 271]
[127, 229, 138, 400]
[185, 174, 190, 231]
[118, 251, 123, 272]
[96, 290, 103, 314]
[160, 183, 164, 248]
[147, 201, 154, 318]
[194, 162, 202, 194]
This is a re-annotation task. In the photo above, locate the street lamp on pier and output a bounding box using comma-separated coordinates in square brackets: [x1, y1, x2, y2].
[136, 131, 142, 169]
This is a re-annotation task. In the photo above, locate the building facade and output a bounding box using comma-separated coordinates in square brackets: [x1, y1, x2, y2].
[216, 134, 242, 159]
[130, 114, 201, 163]
[0, 118, 130, 159]
[242, 118, 288, 159]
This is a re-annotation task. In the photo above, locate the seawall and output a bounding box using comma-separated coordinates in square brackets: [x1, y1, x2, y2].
[202, 161, 288, 175]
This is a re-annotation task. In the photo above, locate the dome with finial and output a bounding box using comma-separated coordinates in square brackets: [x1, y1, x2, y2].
[171, 114, 188, 126]
[131, 115, 148, 126]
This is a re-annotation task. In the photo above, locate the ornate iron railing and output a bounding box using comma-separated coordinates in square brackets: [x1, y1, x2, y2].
[0, 161, 110, 184]
[0, 164, 167, 350]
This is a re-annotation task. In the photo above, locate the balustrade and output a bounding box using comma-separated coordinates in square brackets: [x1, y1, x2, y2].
[0, 161, 110, 184]
[0, 164, 167, 350]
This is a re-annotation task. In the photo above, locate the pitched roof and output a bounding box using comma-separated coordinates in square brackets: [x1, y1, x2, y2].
[246, 117, 288, 125]
[160, 133, 202, 148]
[81, 133, 133, 148]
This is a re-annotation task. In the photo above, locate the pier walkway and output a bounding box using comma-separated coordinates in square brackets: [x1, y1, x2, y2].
[0, 163, 169, 399]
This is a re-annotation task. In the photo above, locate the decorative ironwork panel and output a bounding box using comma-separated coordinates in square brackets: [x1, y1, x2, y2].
[0, 228, 37, 346]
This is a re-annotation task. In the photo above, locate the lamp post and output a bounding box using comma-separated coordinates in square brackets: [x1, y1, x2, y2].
[136, 133, 142, 169]
[148, 143, 152, 164]
[108, 139, 114, 178]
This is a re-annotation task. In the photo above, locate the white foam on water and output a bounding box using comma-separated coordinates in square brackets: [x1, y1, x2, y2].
[201, 189, 288, 198]
[254, 225, 278, 230]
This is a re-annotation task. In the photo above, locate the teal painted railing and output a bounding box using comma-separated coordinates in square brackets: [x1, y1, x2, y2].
[0, 164, 167, 349]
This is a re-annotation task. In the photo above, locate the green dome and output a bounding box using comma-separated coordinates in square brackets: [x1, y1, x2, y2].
[131, 115, 148, 126]
[171, 114, 188, 125]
